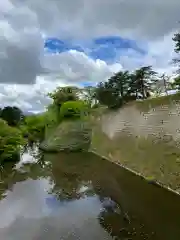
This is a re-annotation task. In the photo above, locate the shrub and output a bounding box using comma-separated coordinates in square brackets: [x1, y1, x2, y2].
[0, 119, 26, 162]
[60, 101, 89, 120]
[22, 114, 47, 143]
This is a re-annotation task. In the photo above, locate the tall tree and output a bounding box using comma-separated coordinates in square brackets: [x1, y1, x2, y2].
[133, 66, 157, 99]
[108, 71, 131, 100]
[172, 32, 180, 72]
[95, 81, 123, 109]
[173, 32, 180, 53]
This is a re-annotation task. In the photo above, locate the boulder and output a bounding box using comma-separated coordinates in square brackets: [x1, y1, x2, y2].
[39, 120, 92, 152]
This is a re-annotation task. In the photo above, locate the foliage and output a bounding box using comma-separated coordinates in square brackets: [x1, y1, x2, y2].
[132, 66, 157, 99]
[0, 119, 26, 161]
[95, 81, 123, 109]
[95, 67, 157, 109]
[21, 113, 47, 143]
[172, 32, 180, 72]
[171, 76, 180, 90]
[173, 32, 180, 53]
[48, 86, 80, 122]
[48, 86, 79, 107]
[60, 101, 89, 120]
[80, 86, 97, 107]
[0, 106, 24, 126]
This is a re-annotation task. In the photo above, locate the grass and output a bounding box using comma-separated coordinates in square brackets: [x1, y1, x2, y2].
[135, 93, 180, 112]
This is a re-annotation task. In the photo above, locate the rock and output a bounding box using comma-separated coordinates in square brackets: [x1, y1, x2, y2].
[39, 120, 92, 152]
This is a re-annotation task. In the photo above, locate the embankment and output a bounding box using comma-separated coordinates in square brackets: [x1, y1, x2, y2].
[91, 95, 180, 194]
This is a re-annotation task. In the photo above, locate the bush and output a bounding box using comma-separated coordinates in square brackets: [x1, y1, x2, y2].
[60, 101, 89, 120]
[22, 114, 47, 143]
[0, 119, 26, 162]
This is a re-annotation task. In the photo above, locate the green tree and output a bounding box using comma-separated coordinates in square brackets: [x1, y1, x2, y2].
[133, 66, 157, 99]
[80, 86, 97, 107]
[108, 71, 131, 100]
[170, 75, 180, 91]
[48, 86, 80, 121]
[48, 86, 79, 107]
[0, 119, 26, 162]
[95, 70, 136, 108]
[1, 106, 24, 126]
[172, 32, 180, 72]
[95, 81, 123, 109]
[173, 32, 180, 53]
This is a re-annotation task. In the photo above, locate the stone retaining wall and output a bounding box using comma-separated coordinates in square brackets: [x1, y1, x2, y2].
[91, 102, 180, 193]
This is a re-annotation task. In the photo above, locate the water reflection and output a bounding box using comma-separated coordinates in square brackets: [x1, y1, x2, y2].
[0, 149, 179, 239]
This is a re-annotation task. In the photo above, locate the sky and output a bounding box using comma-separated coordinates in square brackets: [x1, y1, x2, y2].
[0, 0, 180, 112]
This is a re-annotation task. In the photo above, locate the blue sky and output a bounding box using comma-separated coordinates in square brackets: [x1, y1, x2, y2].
[44, 36, 147, 87]
[44, 36, 146, 63]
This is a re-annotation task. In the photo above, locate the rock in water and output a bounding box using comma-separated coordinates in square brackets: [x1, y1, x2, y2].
[39, 120, 92, 152]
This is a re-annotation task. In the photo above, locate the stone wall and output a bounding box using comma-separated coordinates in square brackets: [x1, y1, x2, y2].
[91, 101, 180, 193]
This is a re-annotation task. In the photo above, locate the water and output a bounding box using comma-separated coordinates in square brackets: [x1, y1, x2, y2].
[0, 148, 180, 239]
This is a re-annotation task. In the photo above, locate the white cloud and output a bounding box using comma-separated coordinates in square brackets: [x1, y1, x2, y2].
[0, 0, 179, 110]
[0, 52, 122, 111]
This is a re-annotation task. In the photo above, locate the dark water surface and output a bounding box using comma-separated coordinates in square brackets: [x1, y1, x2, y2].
[0, 147, 180, 240]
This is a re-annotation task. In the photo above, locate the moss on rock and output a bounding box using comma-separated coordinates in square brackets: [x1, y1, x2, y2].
[39, 120, 92, 152]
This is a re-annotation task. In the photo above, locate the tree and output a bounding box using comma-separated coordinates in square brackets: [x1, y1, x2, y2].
[80, 86, 97, 107]
[172, 32, 180, 72]
[95, 70, 134, 108]
[48, 86, 80, 107]
[133, 66, 157, 99]
[171, 75, 180, 91]
[109, 71, 131, 100]
[0, 119, 26, 162]
[173, 32, 180, 53]
[160, 74, 171, 95]
[1, 106, 24, 126]
[95, 81, 123, 109]
[48, 86, 80, 121]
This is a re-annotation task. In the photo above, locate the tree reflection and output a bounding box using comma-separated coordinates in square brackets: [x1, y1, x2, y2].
[98, 196, 134, 239]
[48, 154, 96, 201]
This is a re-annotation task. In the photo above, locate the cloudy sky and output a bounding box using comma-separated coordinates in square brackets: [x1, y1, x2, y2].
[0, 0, 180, 112]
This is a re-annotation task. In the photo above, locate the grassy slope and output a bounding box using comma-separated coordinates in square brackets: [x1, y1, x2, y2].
[135, 92, 180, 111]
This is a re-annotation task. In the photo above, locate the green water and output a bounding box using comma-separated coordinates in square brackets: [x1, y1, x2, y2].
[0, 147, 179, 239]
